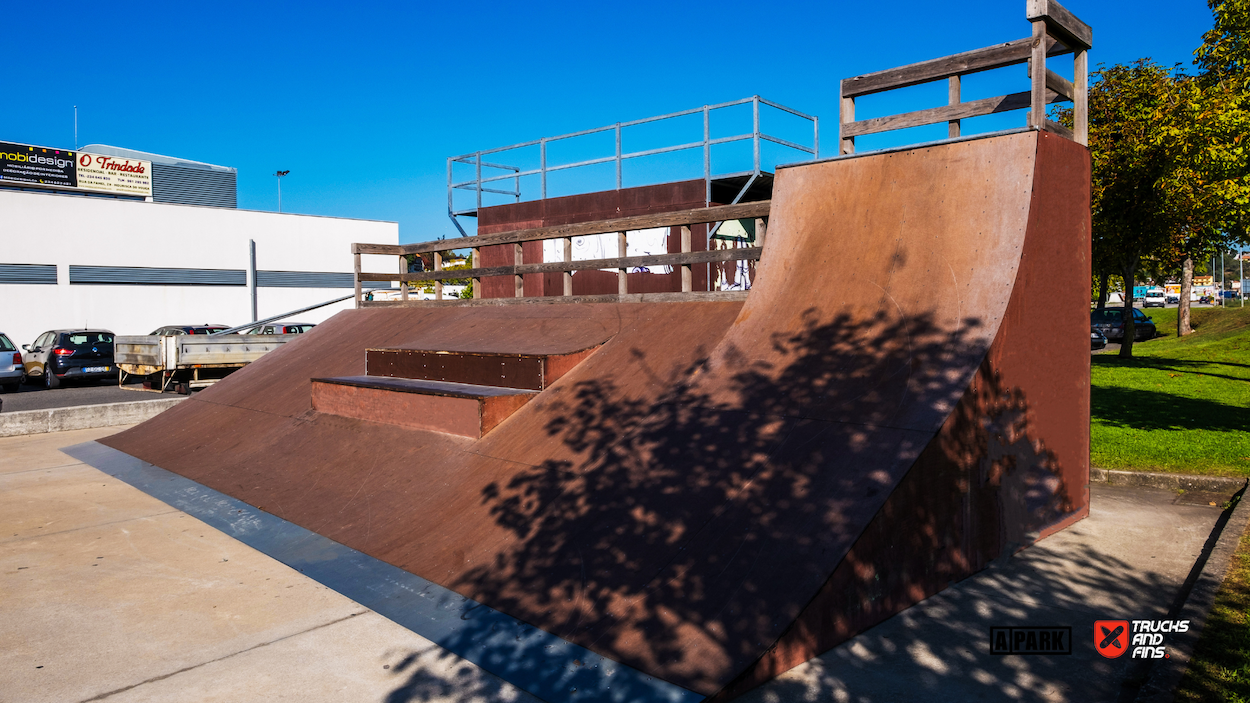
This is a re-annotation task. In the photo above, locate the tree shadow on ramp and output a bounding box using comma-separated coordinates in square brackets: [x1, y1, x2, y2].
[381, 306, 1083, 701]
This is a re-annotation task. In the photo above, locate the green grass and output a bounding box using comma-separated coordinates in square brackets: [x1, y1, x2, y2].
[1175, 512, 1250, 703]
[1091, 305, 1250, 476]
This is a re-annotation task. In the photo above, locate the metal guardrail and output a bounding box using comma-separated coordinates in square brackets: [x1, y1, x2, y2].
[839, 0, 1090, 153]
[447, 97, 815, 235]
[353, 201, 770, 306]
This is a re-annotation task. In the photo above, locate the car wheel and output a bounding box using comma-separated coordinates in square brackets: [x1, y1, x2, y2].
[43, 365, 60, 390]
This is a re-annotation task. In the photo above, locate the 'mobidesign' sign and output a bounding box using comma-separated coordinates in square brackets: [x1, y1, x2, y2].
[0, 141, 77, 188]
[0, 140, 152, 197]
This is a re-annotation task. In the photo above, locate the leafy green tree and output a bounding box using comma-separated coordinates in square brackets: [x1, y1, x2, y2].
[1081, 60, 1182, 356]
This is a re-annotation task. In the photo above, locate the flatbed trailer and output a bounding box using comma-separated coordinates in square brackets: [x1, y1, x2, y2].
[114, 333, 298, 393]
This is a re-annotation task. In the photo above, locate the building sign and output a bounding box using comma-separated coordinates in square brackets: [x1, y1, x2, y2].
[77, 152, 152, 197]
[0, 141, 77, 189]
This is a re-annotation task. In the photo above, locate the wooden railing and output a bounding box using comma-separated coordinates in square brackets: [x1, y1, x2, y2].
[351, 201, 770, 307]
[839, 0, 1090, 154]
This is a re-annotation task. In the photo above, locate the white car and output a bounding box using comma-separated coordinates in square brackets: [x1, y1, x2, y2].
[0, 332, 22, 392]
[1143, 290, 1166, 308]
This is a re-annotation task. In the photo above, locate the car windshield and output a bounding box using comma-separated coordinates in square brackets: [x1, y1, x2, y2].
[0, 335, 13, 352]
[61, 332, 113, 346]
[1133, 309, 1148, 320]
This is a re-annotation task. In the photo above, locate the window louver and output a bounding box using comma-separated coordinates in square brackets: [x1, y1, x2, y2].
[0, 264, 57, 284]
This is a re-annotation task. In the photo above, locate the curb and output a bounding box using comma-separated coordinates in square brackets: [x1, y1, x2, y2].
[1091, 467, 1250, 494]
[0, 398, 184, 438]
[1135, 486, 1250, 703]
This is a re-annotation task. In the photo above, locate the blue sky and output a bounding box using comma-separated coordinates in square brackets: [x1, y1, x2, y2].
[6, 1, 1217, 243]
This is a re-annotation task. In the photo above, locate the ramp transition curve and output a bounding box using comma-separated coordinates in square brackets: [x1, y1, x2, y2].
[99, 130, 1090, 700]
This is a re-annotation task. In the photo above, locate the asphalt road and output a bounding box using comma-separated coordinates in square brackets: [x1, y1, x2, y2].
[0, 377, 168, 413]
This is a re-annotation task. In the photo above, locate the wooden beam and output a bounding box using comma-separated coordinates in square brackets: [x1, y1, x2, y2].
[353, 242, 404, 255]
[434, 251, 443, 301]
[471, 248, 481, 299]
[840, 37, 1070, 98]
[362, 247, 764, 283]
[353, 253, 362, 308]
[399, 254, 408, 301]
[680, 226, 692, 293]
[841, 89, 1064, 138]
[840, 95, 856, 155]
[1026, 0, 1092, 50]
[1044, 119, 1075, 140]
[389, 201, 770, 255]
[361, 290, 750, 308]
[514, 243, 524, 298]
[1074, 49, 1089, 146]
[1045, 68, 1074, 101]
[948, 75, 961, 138]
[562, 237, 573, 296]
[617, 232, 628, 295]
[1030, 20, 1048, 129]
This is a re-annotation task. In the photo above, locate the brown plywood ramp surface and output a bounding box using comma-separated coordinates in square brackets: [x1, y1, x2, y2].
[100, 131, 1090, 700]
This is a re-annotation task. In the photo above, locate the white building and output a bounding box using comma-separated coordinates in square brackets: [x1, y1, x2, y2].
[1, 155, 396, 347]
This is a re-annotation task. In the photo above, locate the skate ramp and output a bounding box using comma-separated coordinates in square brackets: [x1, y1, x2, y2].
[98, 130, 1089, 699]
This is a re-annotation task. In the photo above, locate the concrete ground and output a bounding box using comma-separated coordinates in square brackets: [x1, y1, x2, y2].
[0, 427, 538, 703]
[0, 427, 1238, 703]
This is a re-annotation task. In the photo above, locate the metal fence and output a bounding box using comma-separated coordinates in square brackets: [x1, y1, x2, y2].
[447, 96, 817, 235]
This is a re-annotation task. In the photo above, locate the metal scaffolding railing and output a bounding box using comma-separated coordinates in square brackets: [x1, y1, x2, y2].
[447, 96, 818, 235]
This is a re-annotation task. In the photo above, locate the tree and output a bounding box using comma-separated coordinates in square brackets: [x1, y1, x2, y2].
[1081, 60, 1184, 357]
[1167, 0, 1250, 334]
[1071, 1, 1250, 354]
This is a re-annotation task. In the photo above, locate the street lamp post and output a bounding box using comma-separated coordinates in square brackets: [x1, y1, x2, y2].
[274, 170, 290, 212]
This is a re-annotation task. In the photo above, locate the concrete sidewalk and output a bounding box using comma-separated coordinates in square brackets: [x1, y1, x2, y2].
[1, 427, 1243, 702]
[0, 427, 537, 703]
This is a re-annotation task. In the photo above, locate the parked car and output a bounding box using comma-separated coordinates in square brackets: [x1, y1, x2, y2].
[22, 329, 116, 389]
[243, 322, 316, 335]
[1091, 328, 1107, 351]
[1143, 290, 1166, 308]
[1091, 308, 1157, 342]
[149, 324, 230, 336]
[1165, 294, 1180, 305]
[1199, 295, 1215, 305]
[0, 332, 23, 392]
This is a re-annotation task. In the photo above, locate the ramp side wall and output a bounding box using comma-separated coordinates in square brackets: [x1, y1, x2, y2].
[716, 132, 1091, 699]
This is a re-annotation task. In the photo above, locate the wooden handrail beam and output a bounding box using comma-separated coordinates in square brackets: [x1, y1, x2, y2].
[360, 247, 763, 283]
[841, 37, 1069, 99]
[841, 89, 1064, 139]
[1045, 69, 1074, 101]
[1027, 0, 1092, 50]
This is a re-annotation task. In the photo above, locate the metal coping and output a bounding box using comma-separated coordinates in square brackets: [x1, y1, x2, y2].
[776, 127, 1037, 170]
[62, 441, 704, 703]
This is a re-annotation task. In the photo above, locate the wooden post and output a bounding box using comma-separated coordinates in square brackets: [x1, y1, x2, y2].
[434, 251, 443, 301]
[563, 237, 573, 296]
[353, 252, 362, 308]
[514, 243, 524, 298]
[755, 217, 767, 250]
[617, 232, 628, 295]
[472, 248, 481, 299]
[680, 226, 692, 293]
[399, 254, 408, 301]
[840, 94, 856, 155]
[1029, 20, 1048, 129]
[948, 75, 961, 138]
[1074, 48, 1089, 146]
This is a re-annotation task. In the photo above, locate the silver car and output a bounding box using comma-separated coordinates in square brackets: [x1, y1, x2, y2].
[0, 332, 22, 392]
